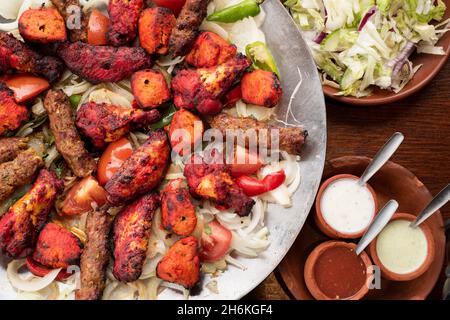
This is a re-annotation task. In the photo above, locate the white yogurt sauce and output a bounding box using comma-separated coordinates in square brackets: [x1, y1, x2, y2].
[320, 178, 375, 234]
[376, 219, 428, 274]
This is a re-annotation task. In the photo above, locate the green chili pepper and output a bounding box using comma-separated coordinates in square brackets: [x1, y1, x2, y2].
[245, 41, 280, 78]
[69, 94, 82, 109]
[150, 104, 177, 130]
[207, 0, 263, 23]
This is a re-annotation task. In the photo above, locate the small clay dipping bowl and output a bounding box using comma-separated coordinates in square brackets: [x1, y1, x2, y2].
[369, 213, 435, 282]
[304, 241, 373, 300]
[315, 174, 378, 239]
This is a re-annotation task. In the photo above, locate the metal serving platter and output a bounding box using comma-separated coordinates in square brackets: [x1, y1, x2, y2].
[0, 0, 326, 300]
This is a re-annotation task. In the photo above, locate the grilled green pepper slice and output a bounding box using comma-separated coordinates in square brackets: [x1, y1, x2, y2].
[245, 41, 280, 78]
[207, 0, 263, 23]
[150, 104, 177, 130]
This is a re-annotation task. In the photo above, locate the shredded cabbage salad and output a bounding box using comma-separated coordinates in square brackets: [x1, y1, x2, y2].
[1, 0, 302, 300]
[284, 0, 449, 97]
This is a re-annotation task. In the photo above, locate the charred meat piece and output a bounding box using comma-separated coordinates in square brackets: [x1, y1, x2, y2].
[139, 7, 176, 55]
[112, 193, 159, 282]
[0, 31, 64, 82]
[184, 154, 255, 216]
[108, 0, 144, 46]
[51, 0, 89, 42]
[168, 108, 204, 156]
[76, 101, 161, 149]
[185, 31, 237, 68]
[0, 169, 63, 258]
[19, 8, 67, 44]
[57, 42, 152, 84]
[241, 70, 282, 108]
[209, 113, 307, 156]
[44, 90, 96, 177]
[0, 149, 43, 202]
[171, 54, 251, 115]
[169, 0, 211, 57]
[131, 69, 171, 109]
[0, 137, 29, 163]
[76, 206, 112, 300]
[0, 83, 28, 135]
[33, 222, 82, 269]
[105, 130, 170, 205]
[161, 179, 197, 237]
[156, 236, 200, 289]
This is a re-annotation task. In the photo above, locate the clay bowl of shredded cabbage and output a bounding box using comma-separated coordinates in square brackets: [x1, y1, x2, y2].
[284, 0, 450, 106]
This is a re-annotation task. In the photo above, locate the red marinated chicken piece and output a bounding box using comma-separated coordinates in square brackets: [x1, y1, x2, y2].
[0, 83, 28, 136]
[33, 222, 82, 269]
[171, 54, 251, 115]
[241, 69, 283, 108]
[75, 102, 161, 149]
[57, 42, 152, 84]
[0, 169, 64, 258]
[156, 236, 200, 289]
[0, 31, 63, 82]
[18, 8, 67, 44]
[131, 69, 171, 109]
[139, 7, 176, 55]
[108, 0, 144, 46]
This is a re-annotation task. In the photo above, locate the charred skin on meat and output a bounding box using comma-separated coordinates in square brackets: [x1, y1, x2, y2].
[168, 108, 204, 156]
[19, 8, 67, 44]
[0, 83, 28, 136]
[156, 236, 200, 289]
[33, 222, 82, 269]
[0, 31, 64, 82]
[44, 90, 96, 177]
[131, 69, 171, 109]
[57, 42, 152, 84]
[161, 179, 197, 236]
[139, 7, 176, 55]
[185, 31, 237, 68]
[171, 54, 251, 115]
[112, 193, 160, 282]
[0, 137, 29, 164]
[184, 154, 255, 216]
[241, 69, 283, 108]
[50, 0, 89, 42]
[105, 130, 170, 205]
[0, 169, 64, 258]
[108, 0, 144, 46]
[75, 101, 161, 149]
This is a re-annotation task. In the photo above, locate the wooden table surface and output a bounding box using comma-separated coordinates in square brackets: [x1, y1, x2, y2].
[245, 62, 450, 300]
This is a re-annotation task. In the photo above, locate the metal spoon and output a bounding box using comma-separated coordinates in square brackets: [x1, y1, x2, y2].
[358, 132, 404, 186]
[355, 200, 399, 255]
[410, 184, 450, 228]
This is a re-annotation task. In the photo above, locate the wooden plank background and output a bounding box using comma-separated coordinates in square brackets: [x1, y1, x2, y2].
[245, 62, 450, 300]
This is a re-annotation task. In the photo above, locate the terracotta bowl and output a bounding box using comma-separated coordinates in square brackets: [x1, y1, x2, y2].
[304, 241, 373, 300]
[315, 174, 378, 239]
[278, 156, 446, 300]
[369, 213, 436, 282]
[322, 0, 450, 106]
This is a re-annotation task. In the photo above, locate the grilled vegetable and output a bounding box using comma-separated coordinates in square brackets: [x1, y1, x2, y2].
[241, 69, 282, 107]
[131, 69, 171, 109]
[18, 8, 67, 43]
[245, 41, 280, 77]
[1, 74, 50, 103]
[0, 83, 28, 135]
[139, 7, 176, 55]
[97, 137, 133, 186]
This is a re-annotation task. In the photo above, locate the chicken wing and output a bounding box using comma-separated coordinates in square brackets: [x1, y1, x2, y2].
[0, 169, 63, 258]
[0, 83, 28, 136]
[156, 236, 200, 289]
[75, 102, 161, 149]
[76, 206, 112, 300]
[184, 154, 255, 216]
[57, 41, 152, 84]
[139, 7, 176, 55]
[33, 222, 82, 269]
[0, 137, 29, 164]
[44, 90, 96, 177]
[108, 0, 144, 46]
[161, 179, 197, 236]
[171, 54, 251, 115]
[0, 31, 64, 82]
[105, 130, 170, 205]
[112, 193, 159, 282]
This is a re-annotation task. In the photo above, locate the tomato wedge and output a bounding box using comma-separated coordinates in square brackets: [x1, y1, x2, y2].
[1, 74, 49, 103]
[97, 137, 133, 185]
[59, 176, 107, 216]
[152, 0, 186, 16]
[230, 145, 263, 177]
[200, 220, 232, 263]
[236, 170, 286, 197]
[25, 257, 72, 281]
[87, 9, 109, 45]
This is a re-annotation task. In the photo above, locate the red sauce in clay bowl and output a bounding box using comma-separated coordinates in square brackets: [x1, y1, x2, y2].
[304, 241, 373, 300]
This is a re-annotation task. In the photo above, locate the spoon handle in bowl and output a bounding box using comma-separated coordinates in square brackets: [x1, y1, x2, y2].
[358, 132, 404, 185]
[411, 184, 450, 228]
[355, 200, 399, 256]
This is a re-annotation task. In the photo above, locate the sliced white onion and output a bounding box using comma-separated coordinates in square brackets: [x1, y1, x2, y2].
[45, 145, 60, 168]
[145, 277, 162, 300]
[7, 259, 61, 292]
[200, 21, 230, 40]
[224, 254, 247, 270]
[89, 88, 132, 107]
[160, 281, 190, 299]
